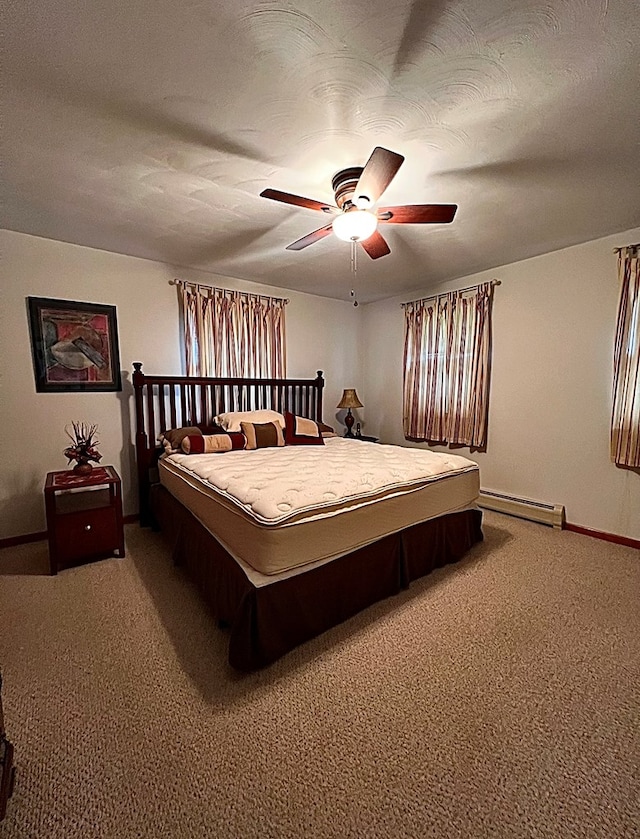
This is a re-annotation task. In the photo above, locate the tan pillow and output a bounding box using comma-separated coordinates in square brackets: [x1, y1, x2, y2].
[214, 410, 285, 432]
[241, 420, 285, 450]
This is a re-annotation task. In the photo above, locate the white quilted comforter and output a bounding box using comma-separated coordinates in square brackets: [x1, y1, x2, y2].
[165, 437, 478, 526]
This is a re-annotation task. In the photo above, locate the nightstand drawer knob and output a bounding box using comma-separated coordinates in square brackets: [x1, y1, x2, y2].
[84, 524, 92, 531]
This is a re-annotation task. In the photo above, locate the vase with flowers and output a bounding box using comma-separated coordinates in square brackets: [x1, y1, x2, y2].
[64, 422, 102, 475]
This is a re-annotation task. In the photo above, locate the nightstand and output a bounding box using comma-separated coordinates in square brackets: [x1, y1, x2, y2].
[347, 434, 380, 443]
[44, 465, 125, 575]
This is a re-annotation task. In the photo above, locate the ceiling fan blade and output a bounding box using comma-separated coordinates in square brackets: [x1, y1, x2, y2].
[354, 147, 405, 205]
[286, 224, 335, 251]
[360, 230, 391, 260]
[260, 189, 338, 214]
[378, 204, 458, 224]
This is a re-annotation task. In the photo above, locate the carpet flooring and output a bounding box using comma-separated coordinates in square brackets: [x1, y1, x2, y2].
[0, 511, 638, 839]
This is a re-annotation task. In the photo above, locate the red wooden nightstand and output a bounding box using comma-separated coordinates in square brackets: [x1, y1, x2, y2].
[44, 465, 125, 575]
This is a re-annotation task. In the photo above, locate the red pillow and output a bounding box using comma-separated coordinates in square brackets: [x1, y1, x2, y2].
[284, 412, 325, 446]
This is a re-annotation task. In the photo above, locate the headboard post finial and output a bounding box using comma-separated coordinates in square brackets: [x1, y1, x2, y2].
[132, 363, 144, 387]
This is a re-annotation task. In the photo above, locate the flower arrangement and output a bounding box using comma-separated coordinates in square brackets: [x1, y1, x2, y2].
[64, 422, 102, 474]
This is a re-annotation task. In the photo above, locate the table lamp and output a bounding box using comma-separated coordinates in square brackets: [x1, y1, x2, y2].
[337, 388, 363, 437]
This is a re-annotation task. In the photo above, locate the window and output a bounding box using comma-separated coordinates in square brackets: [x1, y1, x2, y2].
[178, 281, 287, 378]
[403, 282, 495, 449]
[611, 246, 640, 467]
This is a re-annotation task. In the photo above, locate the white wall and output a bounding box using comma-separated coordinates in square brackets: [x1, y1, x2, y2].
[0, 230, 361, 539]
[361, 227, 640, 541]
[4, 227, 638, 541]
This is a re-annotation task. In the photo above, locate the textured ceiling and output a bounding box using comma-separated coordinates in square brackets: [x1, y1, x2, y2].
[4, 0, 639, 302]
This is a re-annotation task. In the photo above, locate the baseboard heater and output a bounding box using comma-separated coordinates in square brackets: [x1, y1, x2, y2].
[478, 490, 565, 529]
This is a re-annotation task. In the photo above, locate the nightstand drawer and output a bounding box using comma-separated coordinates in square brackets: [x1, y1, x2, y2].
[54, 506, 119, 565]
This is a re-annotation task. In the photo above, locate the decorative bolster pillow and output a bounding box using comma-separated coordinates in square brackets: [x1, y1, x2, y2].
[284, 412, 325, 445]
[181, 433, 245, 454]
[241, 420, 285, 450]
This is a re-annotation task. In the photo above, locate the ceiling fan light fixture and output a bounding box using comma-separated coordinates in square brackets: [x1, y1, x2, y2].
[332, 209, 378, 242]
[262, 146, 456, 258]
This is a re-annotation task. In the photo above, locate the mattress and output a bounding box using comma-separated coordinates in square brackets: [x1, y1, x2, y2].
[158, 437, 479, 581]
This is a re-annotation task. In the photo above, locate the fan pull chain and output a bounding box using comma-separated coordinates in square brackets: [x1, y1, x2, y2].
[350, 239, 359, 307]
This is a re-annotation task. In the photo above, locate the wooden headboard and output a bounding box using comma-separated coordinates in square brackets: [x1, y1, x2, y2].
[132, 363, 325, 525]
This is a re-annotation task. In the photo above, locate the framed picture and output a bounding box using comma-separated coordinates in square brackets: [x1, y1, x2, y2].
[27, 297, 122, 392]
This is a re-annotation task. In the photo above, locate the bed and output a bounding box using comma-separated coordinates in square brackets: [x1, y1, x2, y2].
[133, 364, 483, 670]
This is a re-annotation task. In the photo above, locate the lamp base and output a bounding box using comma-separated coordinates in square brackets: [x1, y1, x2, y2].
[344, 409, 355, 437]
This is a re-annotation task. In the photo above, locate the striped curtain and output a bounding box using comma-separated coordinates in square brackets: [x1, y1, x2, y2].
[403, 282, 494, 448]
[179, 282, 287, 378]
[611, 246, 640, 467]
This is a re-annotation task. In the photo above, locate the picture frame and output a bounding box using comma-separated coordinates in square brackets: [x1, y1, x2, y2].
[27, 297, 122, 392]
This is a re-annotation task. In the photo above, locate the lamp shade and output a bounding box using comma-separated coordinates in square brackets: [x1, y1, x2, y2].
[337, 388, 363, 409]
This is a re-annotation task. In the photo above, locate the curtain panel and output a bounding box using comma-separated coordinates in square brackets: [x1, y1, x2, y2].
[179, 282, 287, 378]
[403, 282, 494, 448]
[611, 246, 640, 468]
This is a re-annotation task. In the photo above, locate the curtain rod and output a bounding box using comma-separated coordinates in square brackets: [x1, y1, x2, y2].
[401, 279, 501, 308]
[613, 244, 639, 252]
[169, 278, 289, 304]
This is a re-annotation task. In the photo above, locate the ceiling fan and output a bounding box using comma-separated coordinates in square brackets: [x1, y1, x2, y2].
[260, 147, 457, 260]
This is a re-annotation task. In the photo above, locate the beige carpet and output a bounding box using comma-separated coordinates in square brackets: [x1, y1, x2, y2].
[0, 512, 638, 839]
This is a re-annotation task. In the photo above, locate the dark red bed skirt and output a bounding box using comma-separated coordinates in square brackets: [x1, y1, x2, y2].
[150, 484, 483, 670]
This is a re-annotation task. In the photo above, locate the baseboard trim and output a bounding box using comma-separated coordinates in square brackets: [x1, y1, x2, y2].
[564, 523, 640, 550]
[0, 531, 48, 549]
[0, 514, 139, 550]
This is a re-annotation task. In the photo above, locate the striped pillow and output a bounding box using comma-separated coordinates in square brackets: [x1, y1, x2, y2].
[240, 420, 285, 450]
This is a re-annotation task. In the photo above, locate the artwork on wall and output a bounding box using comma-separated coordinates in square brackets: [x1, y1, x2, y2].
[27, 297, 122, 392]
